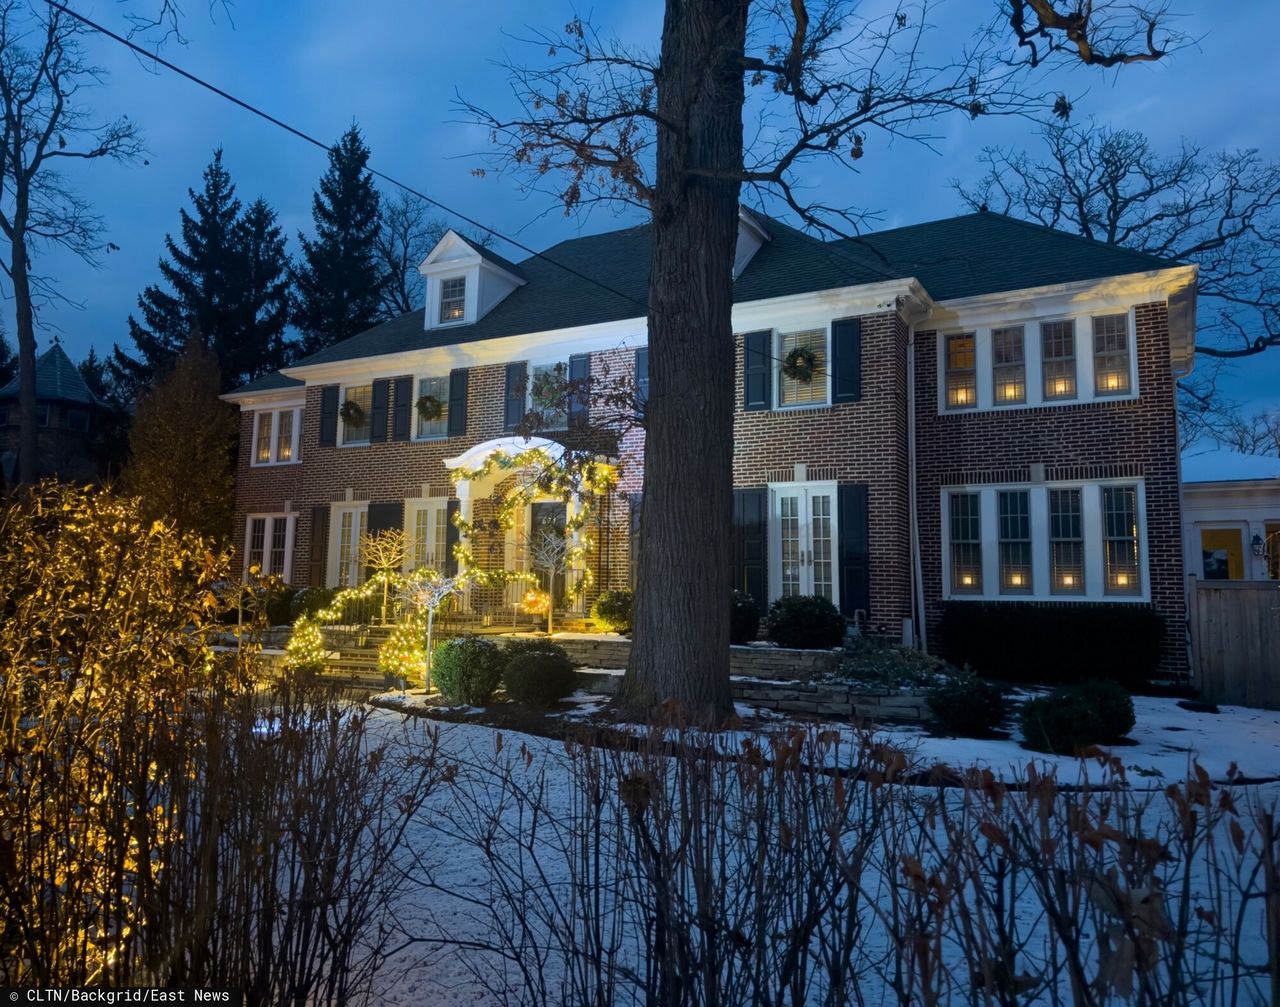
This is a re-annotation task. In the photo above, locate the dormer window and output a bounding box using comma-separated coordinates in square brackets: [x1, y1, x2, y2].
[439, 276, 467, 323]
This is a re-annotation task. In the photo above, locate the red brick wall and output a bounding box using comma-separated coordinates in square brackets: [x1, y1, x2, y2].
[913, 302, 1187, 676]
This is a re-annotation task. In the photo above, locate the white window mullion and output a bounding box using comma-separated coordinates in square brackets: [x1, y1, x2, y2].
[979, 488, 999, 599]
[1082, 484, 1106, 598]
[1029, 488, 1051, 597]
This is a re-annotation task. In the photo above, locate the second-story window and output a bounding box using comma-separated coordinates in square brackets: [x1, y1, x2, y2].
[1041, 320, 1077, 400]
[778, 329, 827, 406]
[416, 376, 449, 439]
[1093, 314, 1131, 395]
[341, 385, 372, 445]
[253, 407, 302, 465]
[531, 362, 569, 430]
[439, 276, 466, 323]
[944, 333, 976, 409]
[992, 326, 1026, 405]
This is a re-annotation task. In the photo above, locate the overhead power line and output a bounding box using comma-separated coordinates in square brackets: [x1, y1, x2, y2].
[44, 0, 654, 316]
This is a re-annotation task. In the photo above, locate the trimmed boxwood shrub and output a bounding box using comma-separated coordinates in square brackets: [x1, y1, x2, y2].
[591, 589, 633, 633]
[939, 602, 1164, 687]
[501, 637, 571, 665]
[504, 652, 577, 706]
[765, 595, 846, 650]
[730, 590, 761, 645]
[1020, 679, 1136, 753]
[264, 587, 297, 627]
[926, 674, 1009, 737]
[432, 636, 505, 705]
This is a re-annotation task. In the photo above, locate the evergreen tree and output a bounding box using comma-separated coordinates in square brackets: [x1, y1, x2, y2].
[292, 125, 385, 356]
[227, 198, 293, 383]
[0, 328, 15, 388]
[78, 347, 131, 480]
[109, 150, 295, 402]
[124, 339, 236, 541]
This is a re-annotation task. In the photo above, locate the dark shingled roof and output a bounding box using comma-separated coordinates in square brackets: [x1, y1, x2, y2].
[226, 371, 305, 395]
[0, 343, 104, 407]
[459, 234, 527, 281]
[229, 210, 1182, 395]
[834, 211, 1177, 302]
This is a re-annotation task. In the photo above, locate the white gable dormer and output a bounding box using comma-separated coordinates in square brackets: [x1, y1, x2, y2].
[734, 207, 771, 279]
[418, 230, 526, 330]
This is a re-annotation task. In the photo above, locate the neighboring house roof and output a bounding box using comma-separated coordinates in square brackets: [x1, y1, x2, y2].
[228, 209, 1186, 395]
[833, 211, 1179, 303]
[0, 343, 104, 408]
[1182, 449, 1280, 485]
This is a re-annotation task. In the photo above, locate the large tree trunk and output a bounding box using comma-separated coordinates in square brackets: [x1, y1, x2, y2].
[620, 0, 747, 721]
[11, 214, 37, 487]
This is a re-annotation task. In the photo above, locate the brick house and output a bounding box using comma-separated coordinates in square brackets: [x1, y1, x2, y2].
[224, 209, 1197, 673]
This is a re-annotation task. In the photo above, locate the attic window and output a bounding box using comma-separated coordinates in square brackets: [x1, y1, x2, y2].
[439, 276, 466, 323]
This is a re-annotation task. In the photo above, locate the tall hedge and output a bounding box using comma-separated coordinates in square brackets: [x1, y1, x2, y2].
[938, 602, 1164, 687]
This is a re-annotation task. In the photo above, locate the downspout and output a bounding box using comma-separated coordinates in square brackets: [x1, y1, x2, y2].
[907, 322, 928, 654]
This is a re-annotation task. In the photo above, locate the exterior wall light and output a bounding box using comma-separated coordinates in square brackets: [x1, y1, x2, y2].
[1252, 533, 1265, 557]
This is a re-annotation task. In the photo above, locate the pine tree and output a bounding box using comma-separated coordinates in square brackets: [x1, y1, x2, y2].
[0, 327, 15, 388]
[227, 198, 293, 383]
[110, 149, 241, 402]
[292, 126, 385, 356]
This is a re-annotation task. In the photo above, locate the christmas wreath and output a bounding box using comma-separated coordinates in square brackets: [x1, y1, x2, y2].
[415, 394, 444, 422]
[339, 399, 367, 425]
[781, 345, 817, 383]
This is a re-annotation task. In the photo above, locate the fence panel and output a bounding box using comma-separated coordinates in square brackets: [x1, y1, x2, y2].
[1191, 577, 1280, 710]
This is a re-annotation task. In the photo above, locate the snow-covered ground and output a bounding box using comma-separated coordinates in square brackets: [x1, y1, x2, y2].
[362, 692, 1280, 1005]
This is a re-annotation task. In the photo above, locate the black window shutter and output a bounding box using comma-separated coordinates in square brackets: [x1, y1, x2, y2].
[391, 376, 412, 441]
[568, 353, 590, 427]
[308, 506, 330, 586]
[445, 500, 460, 575]
[318, 386, 339, 447]
[742, 331, 771, 411]
[447, 368, 468, 437]
[732, 488, 768, 612]
[837, 483, 870, 618]
[628, 491, 643, 588]
[370, 379, 390, 441]
[504, 362, 527, 431]
[831, 317, 863, 403]
[634, 348, 649, 415]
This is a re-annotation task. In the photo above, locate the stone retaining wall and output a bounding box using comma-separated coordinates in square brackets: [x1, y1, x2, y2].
[549, 635, 842, 681]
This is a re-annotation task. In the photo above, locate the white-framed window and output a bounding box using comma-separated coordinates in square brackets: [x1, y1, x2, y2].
[251, 407, 302, 466]
[439, 275, 467, 324]
[941, 480, 1148, 602]
[330, 504, 368, 587]
[243, 513, 296, 581]
[936, 308, 1139, 414]
[943, 333, 977, 410]
[530, 361, 569, 431]
[340, 384, 373, 446]
[415, 375, 449, 440]
[404, 499, 451, 572]
[777, 328, 828, 407]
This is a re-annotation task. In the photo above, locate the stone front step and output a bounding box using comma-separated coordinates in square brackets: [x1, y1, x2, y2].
[549, 635, 843, 682]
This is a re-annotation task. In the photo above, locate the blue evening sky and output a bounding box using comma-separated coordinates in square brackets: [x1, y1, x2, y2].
[19, 1, 1280, 412]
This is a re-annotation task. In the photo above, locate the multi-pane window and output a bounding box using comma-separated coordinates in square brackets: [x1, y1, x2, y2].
[253, 407, 302, 465]
[1049, 489, 1085, 595]
[944, 333, 977, 409]
[439, 276, 466, 323]
[416, 375, 449, 439]
[341, 385, 372, 445]
[531, 362, 569, 430]
[992, 326, 1026, 405]
[410, 503, 450, 570]
[1103, 486, 1141, 594]
[1093, 314, 1131, 395]
[244, 514, 294, 580]
[949, 493, 982, 593]
[778, 329, 827, 406]
[1041, 320, 1077, 400]
[336, 508, 368, 586]
[998, 490, 1032, 593]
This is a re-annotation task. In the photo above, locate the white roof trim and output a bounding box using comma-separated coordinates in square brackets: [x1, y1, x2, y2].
[444, 435, 565, 472]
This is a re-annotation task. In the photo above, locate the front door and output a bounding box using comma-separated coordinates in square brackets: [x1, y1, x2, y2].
[771, 484, 838, 605]
[333, 505, 368, 586]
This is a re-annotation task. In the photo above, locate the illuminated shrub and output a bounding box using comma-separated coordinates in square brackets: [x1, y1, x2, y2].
[591, 589, 633, 633]
[378, 621, 426, 683]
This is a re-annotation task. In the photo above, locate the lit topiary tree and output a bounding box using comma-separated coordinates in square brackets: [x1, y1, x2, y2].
[359, 528, 407, 625]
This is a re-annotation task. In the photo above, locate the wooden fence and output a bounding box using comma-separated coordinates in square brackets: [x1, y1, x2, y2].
[1189, 577, 1280, 710]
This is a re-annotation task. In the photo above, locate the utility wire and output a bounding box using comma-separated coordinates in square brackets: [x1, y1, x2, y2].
[44, 0, 655, 317]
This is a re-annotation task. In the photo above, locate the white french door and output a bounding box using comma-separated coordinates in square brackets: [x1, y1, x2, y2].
[770, 483, 838, 606]
[331, 505, 368, 587]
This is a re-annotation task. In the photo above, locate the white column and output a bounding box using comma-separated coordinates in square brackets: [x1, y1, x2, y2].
[455, 481, 474, 613]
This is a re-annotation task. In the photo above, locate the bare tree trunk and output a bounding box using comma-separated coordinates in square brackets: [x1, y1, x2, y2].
[621, 0, 745, 721]
[10, 214, 37, 486]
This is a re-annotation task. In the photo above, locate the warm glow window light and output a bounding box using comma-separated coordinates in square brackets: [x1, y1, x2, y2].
[1093, 314, 1131, 396]
[1049, 488, 1084, 595]
[945, 333, 976, 410]
[992, 326, 1025, 405]
[1042, 320, 1077, 400]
